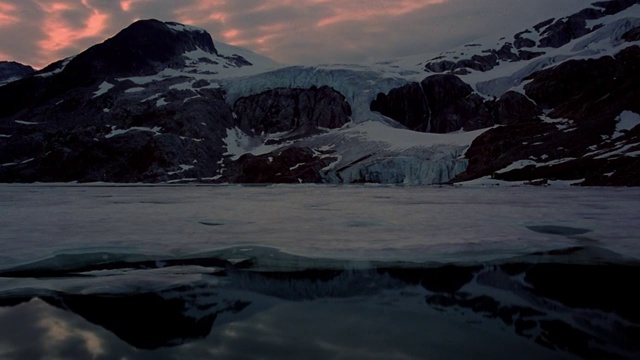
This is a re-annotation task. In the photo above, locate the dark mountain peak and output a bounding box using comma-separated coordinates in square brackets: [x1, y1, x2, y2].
[122, 19, 217, 55]
[52, 19, 218, 86]
[0, 61, 35, 85]
[0, 19, 222, 118]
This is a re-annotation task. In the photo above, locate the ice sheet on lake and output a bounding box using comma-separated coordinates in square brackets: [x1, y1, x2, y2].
[0, 185, 639, 268]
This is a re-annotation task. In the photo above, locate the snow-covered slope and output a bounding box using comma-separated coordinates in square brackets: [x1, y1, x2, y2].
[373, 3, 640, 97]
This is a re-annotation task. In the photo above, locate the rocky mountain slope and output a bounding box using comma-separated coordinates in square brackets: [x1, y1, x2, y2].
[1, 1, 639, 185]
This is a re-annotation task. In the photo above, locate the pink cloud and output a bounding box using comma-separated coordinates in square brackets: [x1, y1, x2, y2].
[173, 0, 227, 24]
[0, 2, 19, 27]
[120, 0, 133, 12]
[0, 49, 11, 60]
[167, 0, 448, 63]
[36, 1, 110, 58]
[222, 28, 240, 40]
[120, 0, 153, 13]
[315, 0, 446, 27]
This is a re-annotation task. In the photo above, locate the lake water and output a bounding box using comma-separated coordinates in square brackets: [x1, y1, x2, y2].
[0, 184, 639, 359]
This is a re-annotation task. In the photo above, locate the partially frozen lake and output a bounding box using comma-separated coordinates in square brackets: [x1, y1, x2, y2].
[1, 184, 639, 265]
[0, 184, 638, 359]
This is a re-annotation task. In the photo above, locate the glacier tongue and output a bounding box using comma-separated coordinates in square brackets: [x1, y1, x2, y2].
[294, 122, 490, 185]
[331, 151, 468, 185]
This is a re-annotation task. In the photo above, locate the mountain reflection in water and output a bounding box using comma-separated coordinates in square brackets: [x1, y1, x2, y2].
[0, 247, 638, 359]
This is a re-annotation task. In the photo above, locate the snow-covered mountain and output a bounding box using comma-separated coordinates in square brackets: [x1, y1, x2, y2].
[1, 1, 639, 185]
[371, 1, 640, 185]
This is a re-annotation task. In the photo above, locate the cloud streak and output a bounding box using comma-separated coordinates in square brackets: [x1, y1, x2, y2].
[0, 2, 20, 27]
[0, 0, 593, 69]
[37, 0, 109, 55]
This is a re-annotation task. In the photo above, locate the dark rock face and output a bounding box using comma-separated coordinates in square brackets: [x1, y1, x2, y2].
[233, 86, 352, 137]
[623, 26, 640, 41]
[221, 147, 337, 183]
[421, 75, 494, 132]
[513, 31, 537, 49]
[494, 91, 543, 125]
[424, 40, 547, 74]
[537, 8, 603, 48]
[524, 46, 640, 121]
[370, 82, 430, 131]
[0, 61, 34, 85]
[424, 44, 544, 74]
[372, 74, 480, 133]
[371, 75, 540, 133]
[456, 122, 557, 181]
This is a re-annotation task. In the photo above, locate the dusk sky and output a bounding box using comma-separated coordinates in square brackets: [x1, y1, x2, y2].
[1, 0, 592, 69]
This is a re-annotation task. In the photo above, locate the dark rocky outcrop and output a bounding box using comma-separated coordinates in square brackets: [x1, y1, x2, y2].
[424, 44, 545, 74]
[420, 75, 494, 132]
[622, 26, 640, 42]
[221, 147, 337, 183]
[371, 76, 540, 133]
[454, 122, 557, 181]
[494, 91, 543, 125]
[524, 46, 640, 121]
[513, 30, 537, 49]
[233, 86, 352, 137]
[370, 82, 430, 131]
[425, 46, 545, 73]
[0, 61, 34, 85]
[537, 8, 603, 48]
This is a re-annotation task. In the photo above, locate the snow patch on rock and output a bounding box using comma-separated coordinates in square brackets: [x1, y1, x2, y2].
[93, 81, 114, 98]
[614, 111, 640, 139]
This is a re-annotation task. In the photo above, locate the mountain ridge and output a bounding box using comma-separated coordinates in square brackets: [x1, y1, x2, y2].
[1, 1, 639, 185]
